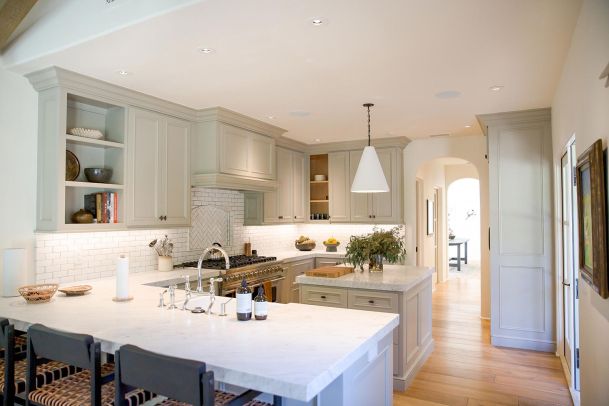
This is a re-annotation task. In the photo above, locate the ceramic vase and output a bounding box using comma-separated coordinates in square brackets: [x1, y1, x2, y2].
[158, 256, 173, 272]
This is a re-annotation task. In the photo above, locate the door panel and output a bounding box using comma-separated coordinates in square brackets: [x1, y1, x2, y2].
[219, 124, 249, 175]
[249, 134, 275, 179]
[349, 150, 371, 222]
[328, 151, 350, 222]
[127, 108, 161, 226]
[276, 147, 293, 222]
[164, 118, 190, 226]
[293, 152, 306, 222]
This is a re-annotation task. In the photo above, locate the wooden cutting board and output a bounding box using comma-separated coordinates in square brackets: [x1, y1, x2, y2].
[305, 266, 354, 278]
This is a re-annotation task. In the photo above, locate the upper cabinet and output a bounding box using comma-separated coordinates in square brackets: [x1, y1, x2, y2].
[191, 107, 286, 192]
[126, 108, 191, 227]
[328, 152, 350, 222]
[263, 147, 306, 223]
[348, 147, 403, 224]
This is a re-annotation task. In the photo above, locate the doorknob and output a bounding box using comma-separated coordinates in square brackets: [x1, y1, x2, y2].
[563, 282, 571, 286]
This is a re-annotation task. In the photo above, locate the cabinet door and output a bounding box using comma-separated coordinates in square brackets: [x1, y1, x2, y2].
[287, 259, 315, 303]
[127, 108, 163, 226]
[249, 133, 276, 180]
[292, 151, 306, 222]
[263, 191, 278, 224]
[349, 150, 372, 222]
[244, 192, 263, 225]
[276, 147, 293, 222]
[328, 152, 350, 222]
[163, 117, 191, 226]
[371, 148, 398, 223]
[219, 124, 249, 176]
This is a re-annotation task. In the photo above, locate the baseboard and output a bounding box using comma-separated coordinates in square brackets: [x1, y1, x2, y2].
[393, 339, 434, 391]
[491, 335, 556, 352]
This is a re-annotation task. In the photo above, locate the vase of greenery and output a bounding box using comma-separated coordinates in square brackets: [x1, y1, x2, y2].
[345, 226, 406, 272]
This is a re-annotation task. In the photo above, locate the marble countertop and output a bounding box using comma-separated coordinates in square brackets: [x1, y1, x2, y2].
[296, 264, 434, 292]
[0, 268, 397, 402]
[250, 248, 346, 262]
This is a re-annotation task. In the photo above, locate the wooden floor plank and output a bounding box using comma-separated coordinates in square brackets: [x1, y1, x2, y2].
[394, 266, 572, 406]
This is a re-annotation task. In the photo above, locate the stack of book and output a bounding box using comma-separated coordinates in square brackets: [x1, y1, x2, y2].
[84, 192, 119, 223]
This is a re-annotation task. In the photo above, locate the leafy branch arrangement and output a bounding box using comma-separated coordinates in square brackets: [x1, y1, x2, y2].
[149, 235, 174, 257]
[345, 226, 406, 270]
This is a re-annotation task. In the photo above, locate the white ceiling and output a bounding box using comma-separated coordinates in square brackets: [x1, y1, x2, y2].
[5, 0, 582, 144]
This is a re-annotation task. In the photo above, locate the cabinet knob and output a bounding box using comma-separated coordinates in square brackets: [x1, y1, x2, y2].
[372, 215, 376, 219]
[278, 216, 284, 219]
[320, 295, 327, 299]
[368, 300, 375, 304]
[159, 216, 163, 221]
[294, 216, 297, 219]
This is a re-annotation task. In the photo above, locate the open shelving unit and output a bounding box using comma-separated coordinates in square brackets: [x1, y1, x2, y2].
[63, 93, 126, 229]
[309, 154, 329, 221]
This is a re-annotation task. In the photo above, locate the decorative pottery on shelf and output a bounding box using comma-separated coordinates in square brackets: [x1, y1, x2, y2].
[18, 284, 59, 304]
[59, 285, 92, 296]
[68, 127, 104, 140]
[84, 168, 113, 183]
[158, 256, 173, 272]
[65, 150, 80, 181]
[323, 238, 340, 252]
[71, 209, 94, 224]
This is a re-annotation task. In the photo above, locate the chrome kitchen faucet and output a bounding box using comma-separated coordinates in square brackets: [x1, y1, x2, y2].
[196, 244, 230, 293]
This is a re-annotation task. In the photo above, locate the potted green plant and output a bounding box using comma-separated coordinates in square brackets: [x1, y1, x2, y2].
[345, 226, 406, 272]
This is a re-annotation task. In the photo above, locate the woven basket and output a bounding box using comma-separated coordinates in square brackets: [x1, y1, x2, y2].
[295, 242, 316, 251]
[18, 284, 59, 304]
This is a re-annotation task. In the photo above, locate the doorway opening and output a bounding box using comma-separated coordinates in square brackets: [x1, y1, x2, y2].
[447, 178, 481, 279]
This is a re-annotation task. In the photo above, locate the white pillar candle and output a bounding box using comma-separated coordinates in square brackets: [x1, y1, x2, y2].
[2, 248, 28, 297]
[116, 255, 129, 299]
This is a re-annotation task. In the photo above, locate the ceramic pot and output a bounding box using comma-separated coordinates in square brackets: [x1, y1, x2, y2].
[158, 256, 173, 272]
[71, 209, 94, 224]
[369, 254, 384, 272]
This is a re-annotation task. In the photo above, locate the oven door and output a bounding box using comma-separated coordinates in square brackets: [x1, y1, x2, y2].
[223, 276, 285, 303]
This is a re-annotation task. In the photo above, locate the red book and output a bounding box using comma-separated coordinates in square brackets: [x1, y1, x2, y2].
[102, 192, 108, 223]
[114, 193, 118, 223]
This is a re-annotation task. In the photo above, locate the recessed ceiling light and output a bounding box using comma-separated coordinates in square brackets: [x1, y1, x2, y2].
[310, 17, 328, 26]
[464, 125, 472, 128]
[314, 138, 321, 142]
[434, 90, 461, 99]
[199, 48, 215, 54]
[117, 70, 130, 76]
[489, 85, 504, 92]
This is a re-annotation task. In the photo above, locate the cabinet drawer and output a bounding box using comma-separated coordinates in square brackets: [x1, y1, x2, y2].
[314, 258, 344, 268]
[348, 290, 399, 313]
[301, 285, 348, 308]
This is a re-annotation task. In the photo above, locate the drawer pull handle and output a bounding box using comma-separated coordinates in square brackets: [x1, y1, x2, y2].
[368, 300, 375, 304]
[320, 295, 327, 299]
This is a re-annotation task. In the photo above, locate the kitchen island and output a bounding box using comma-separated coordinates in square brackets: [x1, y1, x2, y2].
[0, 269, 398, 406]
[297, 264, 434, 391]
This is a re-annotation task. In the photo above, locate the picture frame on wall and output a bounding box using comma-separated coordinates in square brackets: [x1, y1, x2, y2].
[576, 139, 608, 298]
[426, 199, 434, 236]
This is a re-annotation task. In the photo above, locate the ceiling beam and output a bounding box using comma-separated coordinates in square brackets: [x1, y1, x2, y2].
[0, 0, 37, 50]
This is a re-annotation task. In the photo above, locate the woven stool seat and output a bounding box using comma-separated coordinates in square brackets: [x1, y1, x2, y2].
[0, 358, 78, 395]
[27, 363, 153, 406]
[0, 334, 28, 358]
[155, 390, 271, 406]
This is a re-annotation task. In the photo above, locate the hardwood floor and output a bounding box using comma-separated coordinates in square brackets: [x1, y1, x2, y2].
[394, 265, 572, 406]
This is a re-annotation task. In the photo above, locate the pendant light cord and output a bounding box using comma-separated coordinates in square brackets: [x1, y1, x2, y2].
[363, 103, 374, 147]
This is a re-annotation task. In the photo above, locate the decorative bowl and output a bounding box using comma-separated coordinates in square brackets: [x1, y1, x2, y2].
[59, 285, 92, 296]
[68, 128, 104, 140]
[66, 150, 80, 181]
[295, 241, 316, 251]
[323, 242, 340, 252]
[313, 174, 327, 181]
[18, 284, 59, 304]
[71, 209, 94, 224]
[84, 168, 113, 183]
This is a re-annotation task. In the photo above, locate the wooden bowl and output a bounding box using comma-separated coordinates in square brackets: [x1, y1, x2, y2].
[18, 284, 59, 304]
[295, 242, 316, 251]
[58, 285, 92, 296]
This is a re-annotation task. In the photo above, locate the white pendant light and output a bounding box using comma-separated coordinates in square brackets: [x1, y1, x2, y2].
[351, 103, 389, 193]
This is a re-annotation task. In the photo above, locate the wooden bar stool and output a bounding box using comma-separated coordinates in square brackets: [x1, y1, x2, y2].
[0, 319, 78, 406]
[25, 324, 152, 406]
[114, 344, 276, 406]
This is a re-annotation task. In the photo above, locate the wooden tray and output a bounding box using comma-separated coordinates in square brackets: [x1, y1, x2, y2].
[305, 266, 354, 278]
[58, 285, 92, 296]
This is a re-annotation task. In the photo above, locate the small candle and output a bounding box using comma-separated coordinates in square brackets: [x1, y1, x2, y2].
[116, 255, 129, 299]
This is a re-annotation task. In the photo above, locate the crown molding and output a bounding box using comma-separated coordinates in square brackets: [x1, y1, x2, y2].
[476, 108, 551, 136]
[306, 136, 410, 155]
[196, 107, 287, 138]
[276, 136, 308, 151]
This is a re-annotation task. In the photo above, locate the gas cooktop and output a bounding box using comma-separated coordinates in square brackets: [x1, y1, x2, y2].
[179, 255, 277, 270]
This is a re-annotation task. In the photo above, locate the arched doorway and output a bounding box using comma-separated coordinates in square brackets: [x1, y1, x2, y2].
[447, 178, 481, 276]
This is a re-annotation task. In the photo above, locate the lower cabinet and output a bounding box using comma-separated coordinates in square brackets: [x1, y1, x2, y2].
[315, 257, 344, 268]
[283, 258, 315, 303]
[299, 279, 433, 388]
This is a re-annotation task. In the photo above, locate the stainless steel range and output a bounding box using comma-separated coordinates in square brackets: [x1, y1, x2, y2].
[178, 255, 285, 301]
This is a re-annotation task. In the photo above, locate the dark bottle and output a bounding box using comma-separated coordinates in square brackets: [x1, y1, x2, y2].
[254, 286, 268, 320]
[236, 277, 252, 321]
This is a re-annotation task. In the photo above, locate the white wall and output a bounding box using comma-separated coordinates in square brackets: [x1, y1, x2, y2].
[551, 0, 609, 403]
[404, 136, 490, 318]
[447, 178, 481, 262]
[416, 159, 447, 281]
[0, 68, 38, 285]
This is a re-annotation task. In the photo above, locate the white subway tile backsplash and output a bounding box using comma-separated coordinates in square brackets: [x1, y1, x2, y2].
[36, 187, 401, 283]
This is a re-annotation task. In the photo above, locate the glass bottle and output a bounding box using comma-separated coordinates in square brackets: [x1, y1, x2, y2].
[236, 277, 252, 321]
[254, 286, 268, 320]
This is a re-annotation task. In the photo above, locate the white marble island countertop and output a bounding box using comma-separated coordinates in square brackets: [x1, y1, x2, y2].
[0, 270, 398, 403]
[296, 264, 434, 292]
